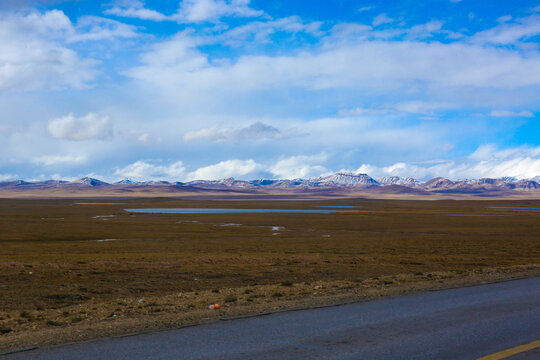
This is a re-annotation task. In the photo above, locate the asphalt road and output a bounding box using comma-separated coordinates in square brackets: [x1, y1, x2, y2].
[3, 277, 539, 360]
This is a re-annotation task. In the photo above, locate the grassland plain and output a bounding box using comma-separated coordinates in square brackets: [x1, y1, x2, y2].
[0, 198, 539, 351]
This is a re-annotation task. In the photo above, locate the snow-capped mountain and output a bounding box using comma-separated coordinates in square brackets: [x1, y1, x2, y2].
[187, 178, 255, 188]
[1, 172, 539, 195]
[115, 179, 135, 184]
[513, 180, 540, 190]
[68, 177, 109, 186]
[422, 177, 455, 189]
[313, 173, 378, 187]
[143, 180, 171, 185]
[377, 176, 420, 187]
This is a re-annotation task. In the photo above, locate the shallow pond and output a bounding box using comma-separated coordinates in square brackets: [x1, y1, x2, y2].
[487, 206, 540, 210]
[75, 202, 125, 205]
[313, 206, 359, 208]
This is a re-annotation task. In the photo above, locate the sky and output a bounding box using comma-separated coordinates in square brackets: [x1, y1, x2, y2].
[1, 0, 540, 182]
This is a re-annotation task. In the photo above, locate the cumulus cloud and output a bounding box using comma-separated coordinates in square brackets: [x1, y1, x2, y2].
[114, 160, 186, 181]
[186, 159, 260, 180]
[355, 145, 540, 181]
[32, 155, 86, 166]
[48, 113, 113, 141]
[113, 156, 330, 182]
[488, 110, 534, 117]
[112, 155, 331, 182]
[0, 9, 140, 94]
[0, 10, 98, 93]
[269, 153, 329, 179]
[3, 10, 138, 43]
[183, 122, 296, 142]
[3, 3, 540, 183]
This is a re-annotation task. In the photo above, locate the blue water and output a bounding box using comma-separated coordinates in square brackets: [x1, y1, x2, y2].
[487, 206, 540, 210]
[75, 202, 124, 205]
[445, 214, 512, 217]
[125, 208, 363, 214]
[314, 206, 359, 208]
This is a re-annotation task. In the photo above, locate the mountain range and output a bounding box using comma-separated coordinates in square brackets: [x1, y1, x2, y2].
[1, 172, 539, 197]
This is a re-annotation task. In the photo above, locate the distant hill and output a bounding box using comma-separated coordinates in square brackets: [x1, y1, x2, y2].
[1, 172, 539, 198]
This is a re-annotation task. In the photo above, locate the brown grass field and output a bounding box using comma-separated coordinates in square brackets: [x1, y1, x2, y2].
[0, 197, 539, 350]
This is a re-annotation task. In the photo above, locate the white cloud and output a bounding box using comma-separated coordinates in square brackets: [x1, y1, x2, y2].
[0, 10, 98, 93]
[393, 101, 455, 115]
[114, 160, 186, 181]
[405, 20, 444, 39]
[2, 10, 138, 43]
[215, 16, 323, 46]
[105, 1, 168, 21]
[67, 16, 139, 42]
[269, 153, 329, 179]
[183, 122, 296, 142]
[138, 133, 150, 143]
[329, 20, 446, 41]
[338, 107, 391, 116]
[497, 15, 512, 23]
[114, 156, 331, 181]
[468, 144, 498, 161]
[175, 0, 264, 23]
[126, 32, 540, 97]
[358, 6, 374, 12]
[106, 0, 264, 23]
[471, 14, 540, 45]
[488, 110, 534, 117]
[372, 13, 394, 27]
[187, 159, 260, 180]
[2, 3, 540, 183]
[0, 173, 18, 181]
[355, 145, 540, 181]
[48, 113, 113, 141]
[32, 155, 86, 166]
[0, 9, 139, 94]
[330, 102, 456, 118]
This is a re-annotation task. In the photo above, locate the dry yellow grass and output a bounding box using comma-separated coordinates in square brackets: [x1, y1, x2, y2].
[0, 197, 539, 350]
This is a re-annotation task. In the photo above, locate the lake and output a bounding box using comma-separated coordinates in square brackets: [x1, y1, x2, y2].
[125, 208, 364, 214]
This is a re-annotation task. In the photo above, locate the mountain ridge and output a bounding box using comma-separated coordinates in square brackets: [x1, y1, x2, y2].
[1, 173, 539, 195]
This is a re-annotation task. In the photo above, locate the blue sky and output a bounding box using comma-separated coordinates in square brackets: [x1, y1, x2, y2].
[0, 0, 539, 182]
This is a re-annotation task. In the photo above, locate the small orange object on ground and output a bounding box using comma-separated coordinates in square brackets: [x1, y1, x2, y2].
[209, 303, 221, 310]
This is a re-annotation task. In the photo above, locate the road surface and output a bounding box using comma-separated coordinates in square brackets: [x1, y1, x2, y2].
[3, 277, 539, 359]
